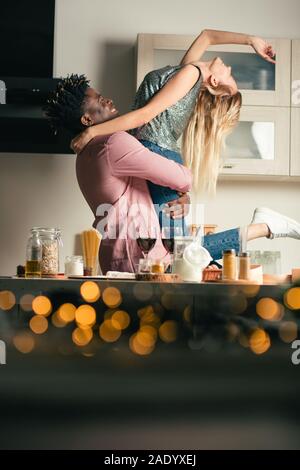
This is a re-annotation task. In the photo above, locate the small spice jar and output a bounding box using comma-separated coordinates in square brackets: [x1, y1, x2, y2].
[150, 259, 165, 274]
[238, 252, 251, 280]
[65, 255, 84, 276]
[222, 249, 237, 281]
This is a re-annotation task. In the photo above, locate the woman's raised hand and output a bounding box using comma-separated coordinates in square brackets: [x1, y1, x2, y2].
[250, 36, 276, 64]
[70, 128, 94, 154]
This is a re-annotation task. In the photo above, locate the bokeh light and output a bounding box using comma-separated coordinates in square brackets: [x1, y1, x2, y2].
[238, 333, 249, 348]
[284, 287, 300, 310]
[279, 321, 298, 343]
[137, 305, 154, 319]
[58, 303, 76, 323]
[135, 330, 156, 348]
[80, 281, 101, 303]
[139, 307, 161, 328]
[111, 310, 130, 330]
[99, 319, 121, 342]
[104, 308, 118, 320]
[29, 315, 48, 335]
[159, 320, 178, 343]
[256, 297, 283, 321]
[133, 283, 153, 302]
[13, 332, 35, 354]
[75, 305, 96, 328]
[32, 296, 52, 317]
[183, 305, 192, 323]
[229, 294, 248, 315]
[140, 324, 158, 342]
[240, 285, 260, 298]
[227, 323, 240, 342]
[0, 290, 16, 311]
[249, 328, 271, 355]
[161, 292, 176, 310]
[129, 333, 155, 356]
[52, 310, 68, 328]
[102, 287, 122, 308]
[72, 327, 93, 346]
[19, 294, 34, 312]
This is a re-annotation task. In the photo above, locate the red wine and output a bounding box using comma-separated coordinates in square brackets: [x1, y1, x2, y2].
[162, 238, 174, 254]
[137, 238, 156, 253]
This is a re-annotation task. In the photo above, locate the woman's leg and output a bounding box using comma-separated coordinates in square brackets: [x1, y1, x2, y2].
[203, 223, 270, 260]
[139, 139, 189, 234]
[247, 223, 270, 240]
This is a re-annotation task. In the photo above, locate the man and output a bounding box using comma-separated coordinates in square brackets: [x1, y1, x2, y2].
[45, 74, 300, 274]
[45, 75, 191, 273]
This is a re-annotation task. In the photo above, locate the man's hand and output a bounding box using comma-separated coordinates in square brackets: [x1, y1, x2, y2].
[163, 192, 190, 219]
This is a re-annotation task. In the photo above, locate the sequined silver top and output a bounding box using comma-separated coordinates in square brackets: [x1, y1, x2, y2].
[131, 65, 202, 152]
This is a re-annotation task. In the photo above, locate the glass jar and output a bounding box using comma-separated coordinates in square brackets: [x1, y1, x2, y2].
[238, 252, 251, 280]
[150, 259, 165, 274]
[25, 229, 42, 278]
[261, 250, 281, 275]
[31, 227, 62, 276]
[65, 255, 84, 276]
[222, 249, 237, 281]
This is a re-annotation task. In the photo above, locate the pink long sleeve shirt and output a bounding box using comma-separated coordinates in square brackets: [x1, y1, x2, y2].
[76, 131, 192, 274]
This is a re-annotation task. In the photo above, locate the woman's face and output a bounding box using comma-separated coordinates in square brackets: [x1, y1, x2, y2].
[209, 57, 238, 95]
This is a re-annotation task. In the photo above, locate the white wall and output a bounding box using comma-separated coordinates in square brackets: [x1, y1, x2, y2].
[1, 0, 300, 275]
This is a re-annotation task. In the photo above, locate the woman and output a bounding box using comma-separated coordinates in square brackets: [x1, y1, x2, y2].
[71, 29, 277, 259]
[72, 28, 274, 188]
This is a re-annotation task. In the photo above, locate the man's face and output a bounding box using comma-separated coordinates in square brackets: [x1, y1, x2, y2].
[83, 87, 119, 125]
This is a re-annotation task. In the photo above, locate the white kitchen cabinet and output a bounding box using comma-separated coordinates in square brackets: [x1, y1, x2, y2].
[291, 108, 300, 176]
[290, 41, 300, 176]
[221, 106, 290, 176]
[292, 40, 300, 107]
[136, 34, 291, 106]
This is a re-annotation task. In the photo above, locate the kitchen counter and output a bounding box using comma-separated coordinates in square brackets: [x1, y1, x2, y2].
[1, 275, 300, 449]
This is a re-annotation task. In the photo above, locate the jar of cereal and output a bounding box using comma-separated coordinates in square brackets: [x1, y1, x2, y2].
[31, 227, 62, 276]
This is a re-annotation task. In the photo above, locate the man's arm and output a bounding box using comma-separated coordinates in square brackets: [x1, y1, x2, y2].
[106, 132, 192, 193]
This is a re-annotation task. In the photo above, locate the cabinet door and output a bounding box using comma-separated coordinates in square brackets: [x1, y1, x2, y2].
[292, 40, 300, 107]
[220, 106, 290, 176]
[136, 34, 291, 106]
[291, 108, 300, 176]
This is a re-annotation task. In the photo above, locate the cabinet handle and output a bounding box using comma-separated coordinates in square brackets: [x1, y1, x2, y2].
[223, 164, 235, 169]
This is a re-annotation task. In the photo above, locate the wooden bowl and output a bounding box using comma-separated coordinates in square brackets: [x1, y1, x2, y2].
[135, 273, 180, 282]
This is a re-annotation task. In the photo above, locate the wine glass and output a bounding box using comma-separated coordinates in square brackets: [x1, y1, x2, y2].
[161, 226, 183, 272]
[136, 226, 157, 264]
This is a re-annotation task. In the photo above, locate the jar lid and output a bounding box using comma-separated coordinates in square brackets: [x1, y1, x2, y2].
[31, 227, 61, 234]
[31, 227, 63, 247]
[223, 249, 236, 255]
[239, 251, 250, 257]
[65, 255, 83, 262]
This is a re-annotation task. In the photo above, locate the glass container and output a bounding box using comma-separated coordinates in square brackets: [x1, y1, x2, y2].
[25, 229, 42, 278]
[32, 227, 62, 276]
[65, 255, 84, 276]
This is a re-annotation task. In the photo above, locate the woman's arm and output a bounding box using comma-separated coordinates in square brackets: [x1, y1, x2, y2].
[72, 64, 200, 153]
[180, 29, 275, 65]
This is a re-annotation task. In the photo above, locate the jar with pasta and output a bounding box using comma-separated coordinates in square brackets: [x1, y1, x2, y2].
[31, 227, 62, 276]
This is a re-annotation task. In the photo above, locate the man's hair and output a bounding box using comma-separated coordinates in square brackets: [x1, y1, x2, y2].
[44, 74, 90, 134]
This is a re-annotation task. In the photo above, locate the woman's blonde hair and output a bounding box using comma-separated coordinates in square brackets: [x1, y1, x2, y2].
[182, 84, 242, 195]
